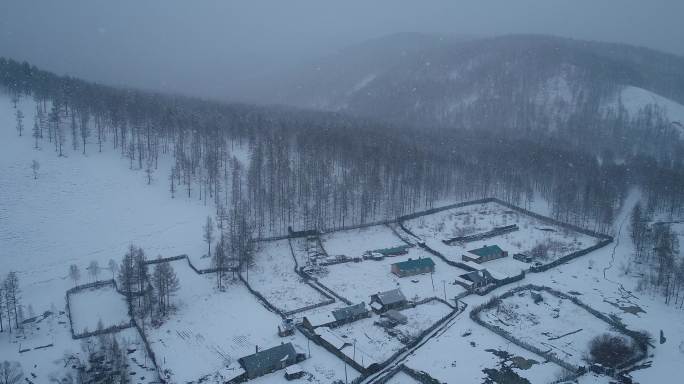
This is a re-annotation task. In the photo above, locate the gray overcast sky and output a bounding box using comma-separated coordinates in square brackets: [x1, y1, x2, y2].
[1, 0, 683, 100]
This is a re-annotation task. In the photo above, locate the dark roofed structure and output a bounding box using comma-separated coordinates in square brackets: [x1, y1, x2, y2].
[391, 257, 435, 277]
[238, 343, 303, 379]
[370, 288, 407, 313]
[462, 244, 508, 264]
[455, 269, 496, 290]
[332, 302, 370, 324]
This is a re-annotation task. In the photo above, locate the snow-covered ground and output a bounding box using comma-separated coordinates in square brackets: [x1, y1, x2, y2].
[607, 85, 684, 137]
[319, 302, 451, 371]
[403, 201, 601, 278]
[0, 94, 215, 313]
[479, 288, 630, 368]
[320, 224, 407, 258]
[2, 90, 682, 383]
[403, 312, 566, 383]
[249, 239, 330, 313]
[384, 370, 421, 384]
[148, 259, 357, 384]
[400, 190, 683, 384]
[318, 247, 467, 305]
[67, 283, 131, 335]
[0, 310, 155, 384]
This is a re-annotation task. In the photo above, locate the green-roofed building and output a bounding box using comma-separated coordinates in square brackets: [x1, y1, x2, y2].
[391, 257, 435, 277]
[462, 244, 508, 264]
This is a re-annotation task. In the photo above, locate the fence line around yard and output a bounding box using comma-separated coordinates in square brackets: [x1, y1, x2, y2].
[469, 284, 650, 379]
[297, 297, 461, 382]
[65, 279, 135, 339]
[143, 253, 237, 275]
[64, 279, 165, 382]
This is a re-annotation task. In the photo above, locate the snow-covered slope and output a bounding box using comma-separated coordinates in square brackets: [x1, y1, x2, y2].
[609, 86, 684, 136]
[0, 93, 215, 311]
[251, 34, 684, 144]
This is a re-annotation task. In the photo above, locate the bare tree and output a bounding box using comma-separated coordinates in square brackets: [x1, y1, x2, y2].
[0, 361, 23, 384]
[30, 160, 39, 180]
[88, 261, 100, 282]
[212, 235, 228, 290]
[15, 109, 24, 137]
[69, 265, 80, 286]
[203, 216, 214, 258]
[152, 259, 180, 317]
[108, 259, 118, 279]
[145, 158, 154, 185]
[3, 273, 21, 332]
[32, 120, 40, 148]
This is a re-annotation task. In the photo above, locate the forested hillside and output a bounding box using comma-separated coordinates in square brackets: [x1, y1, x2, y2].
[254, 34, 684, 158]
[1, 56, 682, 251]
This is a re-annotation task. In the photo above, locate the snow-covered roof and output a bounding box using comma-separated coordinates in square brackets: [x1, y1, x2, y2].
[332, 302, 368, 322]
[285, 364, 304, 375]
[315, 327, 349, 350]
[463, 261, 486, 271]
[304, 312, 335, 327]
[372, 288, 407, 306]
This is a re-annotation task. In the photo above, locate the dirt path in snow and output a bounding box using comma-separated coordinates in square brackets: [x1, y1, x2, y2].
[602, 191, 640, 301]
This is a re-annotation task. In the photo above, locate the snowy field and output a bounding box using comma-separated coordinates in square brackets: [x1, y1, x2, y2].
[148, 260, 358, 384]
[67, 283, 131, 335]
[402, 201, 601, 277]
[249, 239, 330, 313]
[384, 370, 421, 384]
[0, 310, 154, 384]
[393, 300, 453, 340]
[318, 247, 467, 305]
[606, 86, 684, 137]
[0, 94, 216, 312]
[320, 224, 407, 258]
[478, 288, 632, 368]
[403, 311, 566, 384]
[319, 301, 452, 370]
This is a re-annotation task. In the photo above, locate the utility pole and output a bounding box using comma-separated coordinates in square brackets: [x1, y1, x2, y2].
[430, 270, 435, 291]
[443, 280, 447, 302]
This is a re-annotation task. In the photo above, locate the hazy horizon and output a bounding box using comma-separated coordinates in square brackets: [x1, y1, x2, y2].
[2, 0, 684, 101]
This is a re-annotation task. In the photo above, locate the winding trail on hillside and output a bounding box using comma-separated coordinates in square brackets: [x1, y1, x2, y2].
[602, 190, 640, 300]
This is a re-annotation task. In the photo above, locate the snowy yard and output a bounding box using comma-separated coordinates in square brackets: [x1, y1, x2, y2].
[67, 283, 131, 335]
[402, 201, 601, 277]
[0, 310, 154, 384]
[148, 260, 357, 384]
[249, 239, 331, 313]
[384, 370, 421, 384]
[320, 224, 407, 258]
[318, 301, 452, 370]
[478, 288, 635, 369]
[318, 247, 467, 305]
[403, 310, 566, 384]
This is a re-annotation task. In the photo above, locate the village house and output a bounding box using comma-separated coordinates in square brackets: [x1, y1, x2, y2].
[278, 318, 295, 337]
[513, 253, 534, 263]
[370, 288, 407, 313]
[331, 302, 370, 325]
[462, 244, 508, 264]
[390, 257, 435, 277]
[238, 343, 305, 380]
[454, 269, 496, 290]
[303, 302, 370, 331]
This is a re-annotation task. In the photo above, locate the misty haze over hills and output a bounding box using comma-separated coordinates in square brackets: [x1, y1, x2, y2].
[249, 33, 684, 131]
[2, 2, 684, 384]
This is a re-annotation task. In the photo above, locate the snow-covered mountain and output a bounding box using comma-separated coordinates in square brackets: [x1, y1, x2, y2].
[249, 34, 684, 138]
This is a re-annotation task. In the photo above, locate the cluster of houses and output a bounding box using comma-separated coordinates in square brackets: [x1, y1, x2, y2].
[233, 242, 516, 382]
